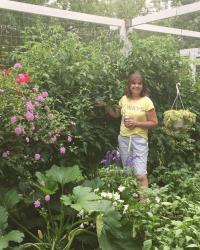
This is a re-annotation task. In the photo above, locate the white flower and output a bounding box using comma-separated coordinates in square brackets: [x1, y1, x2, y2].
[118, 199, 124, 203]
[107, 192, 113, 199]
[133, 193, 139, 198]
[123, 204, 129, 214]
[77, 209, 84, 218]
[118, 186, 126, 192]
[94, 188, 99, 192]
[80, 223, 84, 228]
[100, 192, 107, 198]
[113, 201, 117, 206]
[113, 192, 120, 201]
[155, 196, 161, 203]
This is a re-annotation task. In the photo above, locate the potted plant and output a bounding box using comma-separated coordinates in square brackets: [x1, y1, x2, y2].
[163, 109, 196, 137]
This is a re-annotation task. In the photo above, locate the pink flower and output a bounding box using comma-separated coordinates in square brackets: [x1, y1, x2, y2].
[44, 195, 50, 202]
[2, 151, 10, 158]
[67, 135, 72, 143]
[59, 147, 66, 154]
[26, 102, 34, 111]
[42, 92, 48, 98]
[34, 200, 41, 208]
[36, 95, 44, 102]
[14, 63, 22, 68]
[11, 116, 17, 124]
[15, 127, 23, 135]
[35, 153, 40, 161]
[25, 111, 34, 121]
[50, 136, 57, 144]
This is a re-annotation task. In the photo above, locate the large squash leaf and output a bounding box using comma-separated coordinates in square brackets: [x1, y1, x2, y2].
[35, 172, 58, 195]
[96, 205, 140, 250]
[0, 207, 8, 233]
[61, 186, 100, 212]
[0, 188, 22, 210]
[0, 231, 24, 250]
[46, 165, 83, 186]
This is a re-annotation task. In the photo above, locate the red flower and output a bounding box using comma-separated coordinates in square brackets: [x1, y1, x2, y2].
[16, 73, 31, 84]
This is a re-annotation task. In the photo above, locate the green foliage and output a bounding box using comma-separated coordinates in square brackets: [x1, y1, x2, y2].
[0, 200, 24, 249]
[46, 165, 83, 187]
[96, 166, 200, 249]
[13, 25, 123, 168]
[21, 164, 137, 250]
[0, 188, 22, 210]
[61, 186, 100, 212]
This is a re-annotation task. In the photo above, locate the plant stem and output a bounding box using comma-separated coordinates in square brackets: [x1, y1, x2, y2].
[10, 215, 42, 243]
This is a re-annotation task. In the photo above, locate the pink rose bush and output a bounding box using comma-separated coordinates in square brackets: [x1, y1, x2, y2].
[0, 64, 77, 184]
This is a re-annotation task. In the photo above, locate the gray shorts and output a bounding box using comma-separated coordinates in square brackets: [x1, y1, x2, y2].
[118, 135, 148, 176]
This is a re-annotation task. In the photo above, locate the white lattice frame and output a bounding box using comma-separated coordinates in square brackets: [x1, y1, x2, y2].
[0, 0, 200, 46]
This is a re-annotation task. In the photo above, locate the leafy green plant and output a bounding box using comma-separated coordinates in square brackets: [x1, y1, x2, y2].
[163, 109, 196, 136]
[0, 188, 24, 249]
[18, 164, 138, 250]
[0, 206, 24, 250]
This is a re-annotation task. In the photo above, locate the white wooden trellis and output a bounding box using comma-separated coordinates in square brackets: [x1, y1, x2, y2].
[0, 0, 200, 55]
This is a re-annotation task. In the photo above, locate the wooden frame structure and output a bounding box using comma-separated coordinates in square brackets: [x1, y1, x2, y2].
[0, 0, 200, 53]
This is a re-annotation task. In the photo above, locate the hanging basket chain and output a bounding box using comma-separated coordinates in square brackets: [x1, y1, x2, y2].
[171, 82, 185, 110]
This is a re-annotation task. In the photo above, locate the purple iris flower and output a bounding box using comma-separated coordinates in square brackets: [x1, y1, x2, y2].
[125, 155, 138, 167]
[101, 149, 121, 167]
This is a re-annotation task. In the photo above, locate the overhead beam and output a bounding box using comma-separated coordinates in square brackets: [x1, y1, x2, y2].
[0, 0, 124, 27]
[132, 1, 200, 26]
[132, 24, 200, 38]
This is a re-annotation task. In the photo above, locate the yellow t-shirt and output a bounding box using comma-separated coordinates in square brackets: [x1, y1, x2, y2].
[119, 95, 155, 140]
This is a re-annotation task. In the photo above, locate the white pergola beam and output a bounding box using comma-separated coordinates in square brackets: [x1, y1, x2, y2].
[132, 24, 200, 38]
[132, 1, 200, 26]
[0, 0, 124, 27]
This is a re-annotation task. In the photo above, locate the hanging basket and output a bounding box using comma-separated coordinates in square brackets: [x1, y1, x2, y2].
[163, 109, 196, 132]
[163, 83, 196, 137]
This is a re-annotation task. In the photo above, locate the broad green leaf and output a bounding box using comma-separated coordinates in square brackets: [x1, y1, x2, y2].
[175, 229, 183, 237]
[0, 236, 8, 250]
[0, 231, 24, 250]
[3, 230, 24, 243]
[96, 214, 104, 238]
[60, 195, 72, 206]
[132, 226, 137, 238]
[0, 207, 8, 232]
[46, 165, 83, 186]
[82, 177, 104, 190]
[35, 172, 58, 194]
[143, 239, 152, 250]
[163, 246, 170, 250]
[71, 186, 100, 212]
[0, 189, 22, 210]
[186, 244, 199, 248]
[185, 236, 193, 243]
